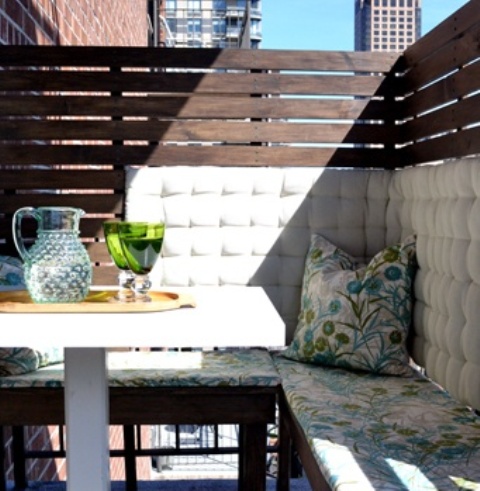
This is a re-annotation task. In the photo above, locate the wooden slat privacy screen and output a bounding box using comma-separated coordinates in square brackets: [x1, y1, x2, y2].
[0, 46, 400, 283]
[0, 0, 479, 284]
[399, 0, 480, 165]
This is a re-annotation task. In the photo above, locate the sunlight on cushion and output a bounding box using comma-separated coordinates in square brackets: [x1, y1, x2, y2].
[385, 458, 435, 490]
[108, 351, 203, 370]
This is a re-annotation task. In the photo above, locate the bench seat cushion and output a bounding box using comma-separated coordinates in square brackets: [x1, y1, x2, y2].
[273, 354, 480, 491]
[0, 349, 281, 388]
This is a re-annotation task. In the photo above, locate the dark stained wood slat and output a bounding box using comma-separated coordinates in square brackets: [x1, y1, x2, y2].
[401, 126, 480, 166]
[0, 71, 392, 97]
[0, 193, 123, 214]
[400, 61, 480, 120]
[400, 93, 480, 144]
[0, 217, 116, 238]
[0, 95, 393, 120]
[404, 0, 480, 69]
[402, 22, 480, 93]
[0, 169, 124, 190]
[85, 242, 114, 263]
[0, 46, 400, 73]
[0, 143, 396, 168]
[92, 265, 118, 286]
[0, 120, 398, 145]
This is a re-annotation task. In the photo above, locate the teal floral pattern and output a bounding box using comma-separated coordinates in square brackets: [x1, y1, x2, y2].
[283, 235, 417, 376]
[0, 347, 38, 376]
[0, 346, 64, 376]
[0, 349, 281, 388]
[274, 354, 480, 491]
[0, 255, 25, 289]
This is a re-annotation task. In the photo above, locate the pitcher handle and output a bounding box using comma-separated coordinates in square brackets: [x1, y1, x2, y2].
[12, 207, 36, 262]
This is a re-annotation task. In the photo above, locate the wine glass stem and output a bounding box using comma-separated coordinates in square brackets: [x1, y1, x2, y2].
[117, 270, 135, 302]
[133, 274, 152, 302]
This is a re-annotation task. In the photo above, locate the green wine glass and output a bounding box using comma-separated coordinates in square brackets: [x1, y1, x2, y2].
[117, 221, 165, 302]
[103, 221, 135, 302]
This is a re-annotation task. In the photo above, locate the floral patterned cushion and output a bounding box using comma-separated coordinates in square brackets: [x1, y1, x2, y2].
[0, 256, 63, 375]
[0, 349, 281, 388]
[283, 235, 417, 376]
[274, 354, 480, 491]
[0, 255, 24, 290]
[0, 346, 64, 376]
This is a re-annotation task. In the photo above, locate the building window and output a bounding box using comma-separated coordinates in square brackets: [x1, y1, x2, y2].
[188, 0, 201, 12]
[251, 18, 261, 36]
[167, 18, 177, 33]
[213, 18, 226, 35]
[188, 18, 202, 35]
[166, 0, 176, 8]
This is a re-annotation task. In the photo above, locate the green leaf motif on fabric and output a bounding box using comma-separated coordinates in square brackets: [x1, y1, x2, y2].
[283, 234, 418, 376]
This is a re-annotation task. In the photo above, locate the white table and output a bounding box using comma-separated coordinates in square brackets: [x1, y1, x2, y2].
[1, 286, 285, 491]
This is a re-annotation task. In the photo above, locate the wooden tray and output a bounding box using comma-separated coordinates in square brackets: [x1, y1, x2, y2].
[0, 290, 196, 313]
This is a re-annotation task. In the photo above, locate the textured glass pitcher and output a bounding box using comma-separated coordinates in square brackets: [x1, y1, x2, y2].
[13, 207, 92, 303]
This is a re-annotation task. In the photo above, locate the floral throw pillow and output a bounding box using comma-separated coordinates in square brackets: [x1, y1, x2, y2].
[283, 234, 417, 376]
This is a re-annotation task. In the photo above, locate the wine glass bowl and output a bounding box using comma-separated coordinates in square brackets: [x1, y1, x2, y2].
[103, 221, 135, 302]
[117, 222, 165, 302]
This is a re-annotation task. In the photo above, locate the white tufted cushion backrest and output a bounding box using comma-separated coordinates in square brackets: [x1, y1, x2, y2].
[125, 161, 480, 411]
[125, 166, 393, 343]
[387, 158, 480, 411]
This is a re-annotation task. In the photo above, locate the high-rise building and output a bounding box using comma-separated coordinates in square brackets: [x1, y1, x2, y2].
[355, 0, 421, 52]
[153, 0, 262, 49]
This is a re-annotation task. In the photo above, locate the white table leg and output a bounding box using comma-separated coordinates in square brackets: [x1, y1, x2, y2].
[64, 348, 110, 491]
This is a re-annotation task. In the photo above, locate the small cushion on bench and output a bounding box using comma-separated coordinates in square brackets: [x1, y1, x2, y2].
[0, 349, 281, 388]
[274, 354, 480, 491]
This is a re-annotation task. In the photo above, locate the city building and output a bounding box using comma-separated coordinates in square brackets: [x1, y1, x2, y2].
[153, 0, 262, 48]
[355, 0, 421, 52]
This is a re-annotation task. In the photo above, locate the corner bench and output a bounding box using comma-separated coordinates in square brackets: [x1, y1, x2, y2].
[274, 355, 480, 491]
[0, 349, 281, 491]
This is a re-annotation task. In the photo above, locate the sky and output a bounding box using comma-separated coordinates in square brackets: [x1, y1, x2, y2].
[261, 0, 470, 50]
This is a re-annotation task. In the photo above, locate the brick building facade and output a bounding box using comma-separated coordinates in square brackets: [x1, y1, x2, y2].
[1, 0, 152, 483]
[0, 0, 149, 46]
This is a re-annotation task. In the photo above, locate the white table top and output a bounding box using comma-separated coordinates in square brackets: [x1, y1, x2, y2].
[0, 286, 286, 349]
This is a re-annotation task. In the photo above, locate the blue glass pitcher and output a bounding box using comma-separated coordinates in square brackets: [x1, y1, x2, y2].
[13, 207, 92, 303]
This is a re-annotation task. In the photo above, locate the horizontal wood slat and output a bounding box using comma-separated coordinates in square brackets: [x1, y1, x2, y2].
[0, 144, 397, 168]
[403, 0, 480, 69]
[1, 120, 397, 145]
[400, 93, 480, 144]
[0, 193, 123, 215]
[0, 169, 124, 190]
[400, 61, 480, 121]
[0, 95, 393, 120]
[402, 19, 480, 93]
[401, 126, 480, 166]
[0, 70, 391, 97]
[0, 46, 399, 73]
